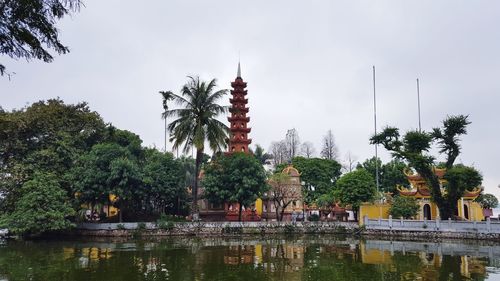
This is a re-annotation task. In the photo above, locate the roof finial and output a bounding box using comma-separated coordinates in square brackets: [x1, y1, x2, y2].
[237, 61, 241, 78]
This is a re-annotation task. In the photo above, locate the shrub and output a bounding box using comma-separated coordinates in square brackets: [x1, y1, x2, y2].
[158, 221, 175, 231]
[284, 224, 296, 234]
[116, 223, 126, 230]
[308, 214, 320, 222]
[223, 226, 242, 234]
[389, 196, 420, 219]
[137, 222, 147, 230]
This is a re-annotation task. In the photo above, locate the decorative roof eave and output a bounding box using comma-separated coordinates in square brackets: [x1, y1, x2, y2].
[231, 80, 247, 88]
[462, 187, 482, 199]
[228, 116, 250, 122]
[230, 127, 251, 133]
[229, 107, 249, 113]
[282, 165, 301, 177]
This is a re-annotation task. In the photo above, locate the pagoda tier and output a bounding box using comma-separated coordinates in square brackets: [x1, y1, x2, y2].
[227, 63, 252, 153]
[228, 116, 250, 122]
[229, 98, 248, 103]
[229, 107, 249, 114]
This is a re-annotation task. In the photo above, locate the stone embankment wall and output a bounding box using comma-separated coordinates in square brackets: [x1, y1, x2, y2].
[71, 219, 500, 241]
[363, 216, 500, 241]
[73, 221, 359, 237]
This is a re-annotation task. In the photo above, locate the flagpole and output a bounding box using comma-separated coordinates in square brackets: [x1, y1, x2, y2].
[417, 78, 422, 132]
[373, 66, 380, 193]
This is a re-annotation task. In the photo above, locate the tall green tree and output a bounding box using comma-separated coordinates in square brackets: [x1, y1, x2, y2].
[336, 169, 376, 219]
[371, 115, 483, 219]
[475, 193, 498, 209]
[69, 142, 141, 222]
[159, 90, 175, 152]
[0, 0, 82, 76]
[250, 144, 273, 165]
[2, 172, 75, 237]
[358, 157, 409, 193]
[202, 153, 268, 221]
[0, 99, 105, 212]
[142, 149, 186, 215]
[163, 76, 229, 219]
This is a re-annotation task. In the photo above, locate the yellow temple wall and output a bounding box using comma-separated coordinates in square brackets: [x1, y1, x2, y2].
[360, 199, 485, 223]
[255, 198, 263, 216]
[359, 203, 391, 225]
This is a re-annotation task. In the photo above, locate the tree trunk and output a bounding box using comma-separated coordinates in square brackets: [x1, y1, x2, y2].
[280, 208, 286, 222]
[192, 148, 204, 221]
[238, 203, 243, 222]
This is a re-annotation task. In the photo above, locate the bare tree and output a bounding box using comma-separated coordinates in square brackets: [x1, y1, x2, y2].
[269, 173, 302, 221]
[269, 140, 289, 167]
[300, 142, 315, 158]
[320, 130, 339, 160]
[342, 151, 358, 173]
[285, 128, 300, 160]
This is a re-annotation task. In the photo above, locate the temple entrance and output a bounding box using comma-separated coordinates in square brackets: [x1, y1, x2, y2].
[423, 204, 431, 220]
[464, 204, 469, 220]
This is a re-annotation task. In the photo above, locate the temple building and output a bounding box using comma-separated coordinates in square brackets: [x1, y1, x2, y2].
[260, 165, 304, 221]
[359, 168, 484, 222]
[397, 168, 483, 221]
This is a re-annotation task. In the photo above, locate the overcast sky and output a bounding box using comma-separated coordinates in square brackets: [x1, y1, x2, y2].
[1, 1, 499, 196]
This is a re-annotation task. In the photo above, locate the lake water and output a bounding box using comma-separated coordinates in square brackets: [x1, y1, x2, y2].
[1, 235, 500, 281]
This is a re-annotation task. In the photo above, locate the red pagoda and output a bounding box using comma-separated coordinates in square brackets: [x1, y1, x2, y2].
[227, 63, 252, 153]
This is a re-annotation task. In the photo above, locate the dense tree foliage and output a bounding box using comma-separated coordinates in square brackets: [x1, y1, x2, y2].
[0, 99, 106, 212]
[163, 76, 229, 219]
[277, 156, 342, 204]
[69, 142, 141, 222]
[389, 196, 420, 219]
[202, 153, 268, 221]
[358, 157, 409, 193]
[336, 169, 376, 217]
[0, 99, 191, 235]
[2, 172, 75, 236]
[371, 115, 483, 219]
[142, 149, 186, 215]
[0, 0, 82, 75]
[475, 193, 499, 209]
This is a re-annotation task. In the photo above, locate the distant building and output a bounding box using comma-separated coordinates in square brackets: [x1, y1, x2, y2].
[260, 165, 304, 221]
[360, 168, 484, 221]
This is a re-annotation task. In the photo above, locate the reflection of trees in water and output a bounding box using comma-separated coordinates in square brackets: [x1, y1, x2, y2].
[0, 238, 496, 281]
[439, 256, 466, 281]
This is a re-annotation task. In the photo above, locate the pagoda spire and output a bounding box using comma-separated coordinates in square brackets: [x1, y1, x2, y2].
[227, 62, 251, 153]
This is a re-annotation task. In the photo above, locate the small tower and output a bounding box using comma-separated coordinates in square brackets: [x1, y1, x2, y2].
[228, 62, 252, 153]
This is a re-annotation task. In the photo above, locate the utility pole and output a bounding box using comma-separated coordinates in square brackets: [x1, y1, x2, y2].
[373, 66, 380, 193]
[417, 78, 422, 132]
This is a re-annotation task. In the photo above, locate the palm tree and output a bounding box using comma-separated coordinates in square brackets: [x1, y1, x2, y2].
[250, 144, 273, 165]
[163, 76, 229, 219]
[159, 91, 175, 152]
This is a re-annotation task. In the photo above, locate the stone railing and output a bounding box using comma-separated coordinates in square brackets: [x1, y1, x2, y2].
[364, 216, 500, 234]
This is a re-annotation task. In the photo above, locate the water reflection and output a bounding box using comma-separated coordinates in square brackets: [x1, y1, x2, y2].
[1, 236, 499, 280]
